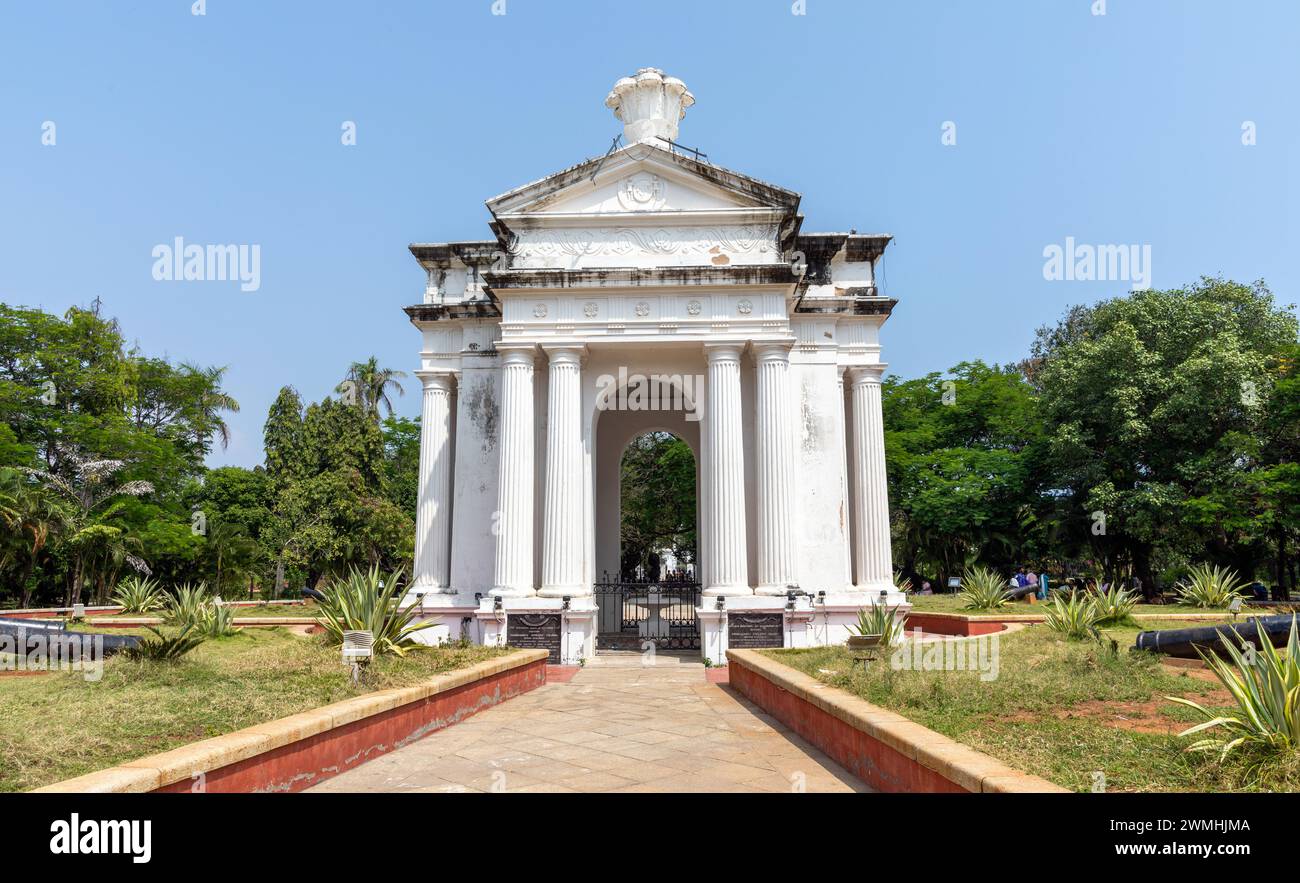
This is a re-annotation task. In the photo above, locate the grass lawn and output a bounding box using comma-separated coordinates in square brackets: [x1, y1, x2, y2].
[0, 628, 509, 792]
[766, 621, 1300, 792]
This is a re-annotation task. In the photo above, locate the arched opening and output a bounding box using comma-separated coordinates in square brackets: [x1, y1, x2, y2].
[590, 368, 702, 652]
[618, 431, 697, 582]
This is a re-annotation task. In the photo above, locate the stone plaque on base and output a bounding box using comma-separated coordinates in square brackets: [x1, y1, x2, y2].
[506, 613, 562, 663]
[727, 613, 784, 649]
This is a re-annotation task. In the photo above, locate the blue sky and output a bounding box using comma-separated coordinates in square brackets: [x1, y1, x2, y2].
[1, 0, 1295, 468]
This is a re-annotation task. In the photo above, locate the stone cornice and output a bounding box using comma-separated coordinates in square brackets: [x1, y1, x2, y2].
[404, 301, 502, 325]
[484, 264, 799, 292]
[795, 295, 898, 317]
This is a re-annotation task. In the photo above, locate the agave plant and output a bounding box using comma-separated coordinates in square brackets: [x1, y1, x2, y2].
[165, 582, 211, 626]
[199, 600, 240, 638]
[1043, 590, 1099, 640]
[314, 566, 434, 657]
[1168, 616, 1300, 759]
[848, 603, 906, 648]
[958, 566, 1009, 611]
[1176, 564, 1246, 609]
[123, 624, 206, 662]
[111, 576, 165, 614]
[1090, 583, 1138, 625]
[893, 571, 914, 595]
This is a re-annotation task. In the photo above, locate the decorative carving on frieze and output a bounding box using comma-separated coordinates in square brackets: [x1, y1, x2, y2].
[508, 224, 780, 267]
[737, 299, 753, 315]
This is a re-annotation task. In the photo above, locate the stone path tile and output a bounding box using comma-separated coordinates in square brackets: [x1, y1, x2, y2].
[309, 658, 871, 794]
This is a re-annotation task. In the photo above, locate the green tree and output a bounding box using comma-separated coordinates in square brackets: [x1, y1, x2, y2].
[883, 361, 1048, 589]
[1034, 278, 1298, 595]
[619, 432, 697, 580]
[338, 356, 406, 421]
[23, 449, 154, 606]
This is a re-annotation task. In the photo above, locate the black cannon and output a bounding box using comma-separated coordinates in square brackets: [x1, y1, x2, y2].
[1006, 584, 1039, 602]
[1134, 614, 1298, 660]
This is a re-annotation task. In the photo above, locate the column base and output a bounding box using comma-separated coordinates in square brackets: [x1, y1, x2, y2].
[754, 583, 797, 597]
[702, 585, 754, 597]
[404, 592, 481, 648]
[537, 585, 588, 599]
[489, 586, 538, 598]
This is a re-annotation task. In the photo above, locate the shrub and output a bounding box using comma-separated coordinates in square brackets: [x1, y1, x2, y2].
[893, 571, 914, 595]
[123, 625, 206, 662]
[1043, 591, 1099, 640]
[165, 582, 210, 627]
[1168, 616, 1300, 759]
[1091, 583, 1138, 625]
[111, 576, 164, 614]
[199, 601, 239, 638]
[1176, 564, 1246, 609]
[849, 603, 906, 648]
[315, 566, 435, 657]
[958, 566, 1009, 610]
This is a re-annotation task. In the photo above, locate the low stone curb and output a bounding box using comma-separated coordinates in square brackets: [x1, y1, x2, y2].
[727, 649, 1068, 794]
[31, 648, 549, 793]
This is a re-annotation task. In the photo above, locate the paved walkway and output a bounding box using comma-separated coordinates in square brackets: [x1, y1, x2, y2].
[310, 655, 869, 793]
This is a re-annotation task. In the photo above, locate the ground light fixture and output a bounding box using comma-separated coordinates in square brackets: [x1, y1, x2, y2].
[342, 629, 373, 684]
[715, 596, 725, 611]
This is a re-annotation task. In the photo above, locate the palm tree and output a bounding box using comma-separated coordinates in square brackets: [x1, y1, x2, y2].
[22, 449, 153, 606]
[0, 468, 69, 607]
[183, 363, 241, 451]
[338, 357, 406, 420]
[205, 519, 257, 594]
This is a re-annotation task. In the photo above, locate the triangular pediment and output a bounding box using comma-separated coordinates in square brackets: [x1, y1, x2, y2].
[486, 144, 801, 220]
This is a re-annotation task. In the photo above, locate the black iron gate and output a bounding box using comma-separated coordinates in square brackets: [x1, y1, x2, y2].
[594, 574, 702, 651]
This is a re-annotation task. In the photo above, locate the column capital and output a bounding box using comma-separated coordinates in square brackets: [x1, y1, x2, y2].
[703, 342, 745, 363]
[751, 341, 794, 363]
[496, 343, 538, 367]
[416, 370, 457, 392]
[541, 343, 588, 366]
[847, 363, 889, 386]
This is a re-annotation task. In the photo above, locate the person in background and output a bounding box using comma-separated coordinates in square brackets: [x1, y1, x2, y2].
[1015, 567, 1028, 587]
[1025, 567, 1038, 588]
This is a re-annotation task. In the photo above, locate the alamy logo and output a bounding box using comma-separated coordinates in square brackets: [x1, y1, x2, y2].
[1042, 237, 1151, 290]
[151, 237, 261, 292]
[595, 368, 704, 422]
[49, 814, 151, 864]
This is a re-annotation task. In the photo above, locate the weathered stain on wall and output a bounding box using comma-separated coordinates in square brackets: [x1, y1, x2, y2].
[462, 376, 499, 453]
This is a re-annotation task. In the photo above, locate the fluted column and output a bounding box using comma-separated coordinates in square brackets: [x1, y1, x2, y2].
[754, 344, 799, 595]
[848, 364, 893, 592]
[412, 372, 455, 591]
[703, 344, 750, 596]
[491, 346, 537, 597]
[837, 366, 853, 589]
[540, 345, 586, 597]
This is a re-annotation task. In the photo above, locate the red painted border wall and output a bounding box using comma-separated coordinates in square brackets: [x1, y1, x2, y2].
[729, 661, 966, 793]
[904, 613, 1006, 637]
[154, 657, 547, 793]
